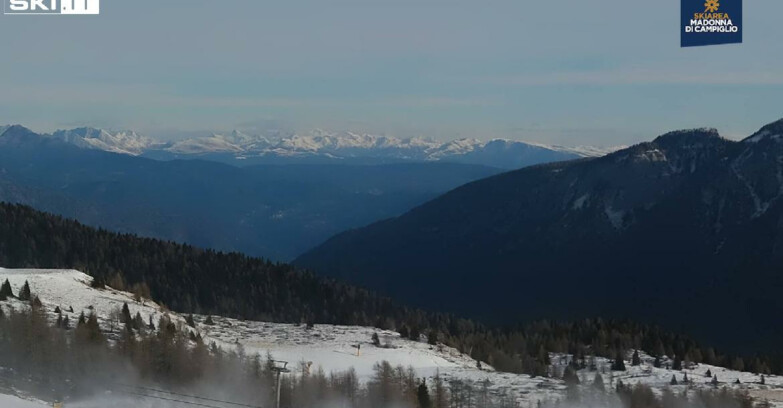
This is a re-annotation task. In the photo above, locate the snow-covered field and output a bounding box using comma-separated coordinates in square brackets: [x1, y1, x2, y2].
[1, 268, 782, 407]
[0, 394, 48, 408]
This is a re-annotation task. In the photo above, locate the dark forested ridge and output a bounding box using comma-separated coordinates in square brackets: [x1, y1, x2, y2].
[1, 201, 781, 375]
[296, 119, 783, 352]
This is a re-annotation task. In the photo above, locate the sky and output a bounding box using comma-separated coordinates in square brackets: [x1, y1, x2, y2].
[1, 0, 782, 146]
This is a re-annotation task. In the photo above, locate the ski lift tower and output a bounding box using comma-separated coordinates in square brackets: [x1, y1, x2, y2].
[271, 360, 290, 408]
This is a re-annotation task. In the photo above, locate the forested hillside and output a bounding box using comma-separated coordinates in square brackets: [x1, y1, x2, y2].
[1, 202, 780, 376]
[297, 120, 783, 352]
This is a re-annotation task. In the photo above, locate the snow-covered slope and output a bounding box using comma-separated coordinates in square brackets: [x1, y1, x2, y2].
[2, 268, 780, 407]
[0, 394, 47, 408]
[50, 128, 160, 156]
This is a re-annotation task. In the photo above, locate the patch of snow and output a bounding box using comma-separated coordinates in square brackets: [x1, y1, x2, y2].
[0, 394, 47, 407]
[572, 194, 590, 210]
[604, 204, 625, 229]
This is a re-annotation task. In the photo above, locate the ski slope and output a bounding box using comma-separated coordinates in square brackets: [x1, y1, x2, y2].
[1, 268, 782, 407]
[0, 394, 47, 407]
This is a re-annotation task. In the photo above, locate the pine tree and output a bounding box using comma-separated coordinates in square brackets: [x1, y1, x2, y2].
[0, 279, 13, 300]
[761, 375, 766, 385]
[121, 303, 132, 324]
[417, 380, 432, 408]
[399, 325, 409, 339]
[683, 373, 689, 383]
[592, 372, 604, 391]
[612, 351, 626, 371]
[186, 314, 196, 328]
[409, 326, 421, 341]
[654, 355, 662, 368]
[563, 366, 580, 385]
[427, 329, 438, 345]
[705, 369, 712, 377]
[133, 312, 144, 331]
[670, 375, 678, 385]
[372, 332, 381, 347]
[205, 315, 215, 325]
[672, 355, 682, 370]
[18, 281, 31, 301]
[632, 350, 641, 366]
[712, 375, 719, 386]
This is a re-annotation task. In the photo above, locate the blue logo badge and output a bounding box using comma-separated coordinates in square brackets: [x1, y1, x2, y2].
[681, 0, 742, 47]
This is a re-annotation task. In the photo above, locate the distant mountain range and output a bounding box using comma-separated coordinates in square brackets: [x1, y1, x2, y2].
[0, 125, 502, 261]
[40, 126, 617, 169]
[296, 118, 783, 352]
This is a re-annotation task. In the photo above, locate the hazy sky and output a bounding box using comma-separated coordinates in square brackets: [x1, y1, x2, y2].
[1, 0, 782, 145]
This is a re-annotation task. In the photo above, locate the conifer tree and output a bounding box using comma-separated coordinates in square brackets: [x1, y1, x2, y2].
[121, 303, 132, 324]
[654, 355, 662, 368]
[0, 279, 13, 300]
[133, 312, 144, 332]
[670, 375, 678, 385]
[18, 281, 31, 301]
[409, 326, 421, 341]
[712, 375, 719, 386]
[672, 355, 682, 370]
[592, 372, 604, 391]
[417, 380, 432, 408]
[632, 350, 641, 366]
[705, 369, 712, 377]
[372, 332, 381, 347]
[427, 329, 438, 345]
[205, 315, 215, 325]
[612, 351, 626, 371]
[563, 366, 580, 385]
[186, 314, 196, 328]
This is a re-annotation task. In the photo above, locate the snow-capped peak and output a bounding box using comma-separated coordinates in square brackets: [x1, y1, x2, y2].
[745, 119, 783, 144]
[34, 125, 618, 168]
[50, 127, 158, 156]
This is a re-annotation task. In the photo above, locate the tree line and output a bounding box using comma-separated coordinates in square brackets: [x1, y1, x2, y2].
[1, 201, 781, 377]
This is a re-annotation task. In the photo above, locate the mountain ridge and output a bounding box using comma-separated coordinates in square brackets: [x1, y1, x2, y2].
[295, 118, 783, 352]
[0, 126, 503, 260]
[1, 124, 618, 169]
